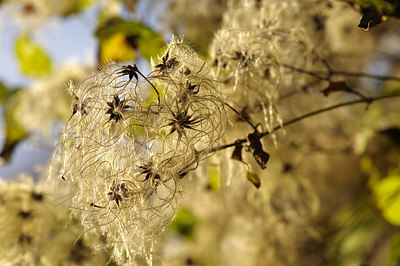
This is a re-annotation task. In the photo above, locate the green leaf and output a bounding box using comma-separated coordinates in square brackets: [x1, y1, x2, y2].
[0, 82, 19, 104]
[61, 0, 94, 17]
[207, 165, 219, 191]
[138, 33, 165, 62]
[1, 90, 29, 162]
[348, 0, 395, 14]
[246, 171, 261, 189]
[95, 18, 165, 62]
[14, 35, 52, 77]
[389, 234, 400, 265]
[96, 18, 150, 39]
[169, 207, 197, 239]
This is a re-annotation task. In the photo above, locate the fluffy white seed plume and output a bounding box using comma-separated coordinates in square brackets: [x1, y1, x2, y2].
[210, 0, 321, 137]
[50, 38, 228, 264]
[0, 176, 106, 265]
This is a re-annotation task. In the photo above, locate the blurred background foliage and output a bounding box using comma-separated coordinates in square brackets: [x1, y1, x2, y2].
[0, 0, 399, 265]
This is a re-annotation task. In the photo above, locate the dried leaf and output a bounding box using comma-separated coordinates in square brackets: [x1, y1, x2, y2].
[358, 7, 384, 30]
[322, 81, 351, 96]
[246, 131, 270, 169]
[169, 208, 198, 239]
[349, 0, 396, 29]
[379, 127, 400, 147]
[231, 141, 243, 162]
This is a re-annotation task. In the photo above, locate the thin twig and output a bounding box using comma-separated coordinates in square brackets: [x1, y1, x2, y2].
[283, 64, 329, 81]
[346, 88, 372, 102]
[283, 64, 400, 82]
[133, 64, 161, 105]
[225, 102, 258, 130]
[329, 71, 400, 82]
[211, 93, 400, 153]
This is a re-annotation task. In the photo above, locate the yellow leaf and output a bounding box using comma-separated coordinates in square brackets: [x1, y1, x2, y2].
[15, 35, 52, 77]
[207, 165, 219, 191]
[373, 175, 400, 225]
[99, 33, 136, 63]
[95, 18, 165, 62]
[246, 171, 261, 189]
[61, 0, 94, 16]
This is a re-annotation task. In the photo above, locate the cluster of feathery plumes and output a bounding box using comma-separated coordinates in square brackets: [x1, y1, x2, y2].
[209, 0, 332, 136]
[51, 38, 228, 263]
[0, 176, 106, 265]
[160, 158, 321, 266]
[155, 1, 371, 265]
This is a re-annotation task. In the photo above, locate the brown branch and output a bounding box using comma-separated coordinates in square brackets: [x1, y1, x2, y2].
[211, 93, 400, 153]
[283, 64, 400, 82]
[330, 71, 400, 82]
[282, 64, 328, 81]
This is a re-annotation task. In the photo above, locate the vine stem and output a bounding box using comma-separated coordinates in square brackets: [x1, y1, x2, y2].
[211, 93, 400, 153]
